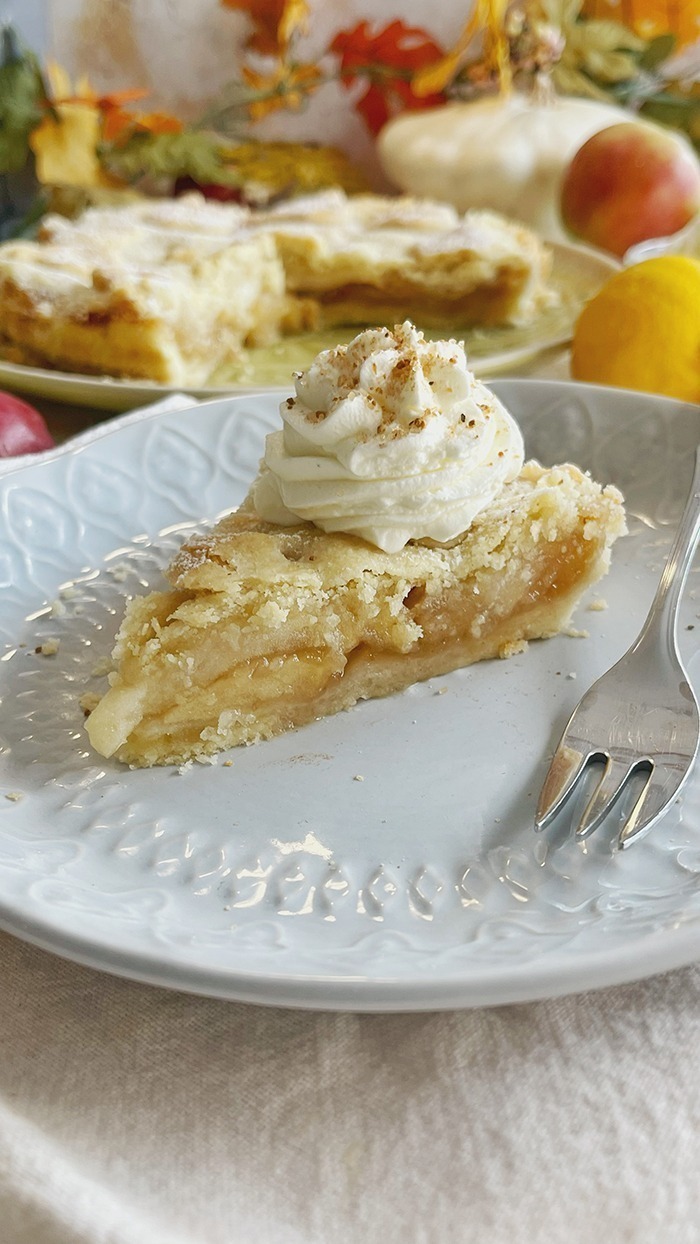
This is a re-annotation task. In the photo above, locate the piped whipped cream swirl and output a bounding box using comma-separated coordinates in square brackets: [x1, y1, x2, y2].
[252, 322, 524, 553]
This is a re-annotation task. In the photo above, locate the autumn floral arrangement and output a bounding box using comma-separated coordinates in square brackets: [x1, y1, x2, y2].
[1, 0, 699, 239]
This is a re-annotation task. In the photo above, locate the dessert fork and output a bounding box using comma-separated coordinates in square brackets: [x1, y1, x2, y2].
[535, 446, 700, 850]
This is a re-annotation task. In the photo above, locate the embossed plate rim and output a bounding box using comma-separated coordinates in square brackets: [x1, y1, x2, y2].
[5, 905, 700, 1011]
[1, 380, 699, 1011]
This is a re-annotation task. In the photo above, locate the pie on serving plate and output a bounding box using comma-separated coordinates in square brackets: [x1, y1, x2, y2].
[83, 323, 625, 767]
[0, 191, 554, 385]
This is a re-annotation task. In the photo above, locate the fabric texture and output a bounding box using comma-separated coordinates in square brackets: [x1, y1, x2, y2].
[1, 931, 699, 1244]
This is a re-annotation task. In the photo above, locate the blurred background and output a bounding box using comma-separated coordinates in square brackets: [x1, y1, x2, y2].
[10, 0, 46, 52]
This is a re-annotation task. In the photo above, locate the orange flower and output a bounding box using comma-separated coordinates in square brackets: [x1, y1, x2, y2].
[242, 61, 322, 119]
[221, 0, 309, 55]
[102, 107, 184, 144]
[331, 20, 446, 134]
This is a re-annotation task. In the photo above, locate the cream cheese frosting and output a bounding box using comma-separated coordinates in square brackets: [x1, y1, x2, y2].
[251, 322, 525, 552]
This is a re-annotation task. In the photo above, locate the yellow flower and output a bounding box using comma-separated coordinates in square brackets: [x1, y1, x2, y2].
[277, 0, 309, 50]
[582, 0, 700, 49]
[413, 0, 511, 96]
[28, 61, 182, 189]
[31, 103, 110, 187]
[29, 62, 137, 188]
[219, 140, 369, 194]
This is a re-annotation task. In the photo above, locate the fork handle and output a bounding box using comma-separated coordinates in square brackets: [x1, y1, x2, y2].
[634, 446, 700, 657]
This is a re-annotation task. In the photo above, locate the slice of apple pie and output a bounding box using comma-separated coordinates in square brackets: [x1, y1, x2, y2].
[0, 190, 554, 385]
[245, 190, 555, 331]
[0, 196, 296, 385]
[84, 324, 625, 766]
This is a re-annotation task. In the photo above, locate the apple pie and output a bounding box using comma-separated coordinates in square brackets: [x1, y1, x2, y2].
[84, 324, 625, 767]
[0, 197, 298, 386]
[245, 190, 554, 331]
[0, 191, 554, 384]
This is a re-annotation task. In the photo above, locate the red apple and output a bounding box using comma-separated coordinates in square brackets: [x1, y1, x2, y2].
[0, 391, 55, 457]
[560, 120, 700, 259]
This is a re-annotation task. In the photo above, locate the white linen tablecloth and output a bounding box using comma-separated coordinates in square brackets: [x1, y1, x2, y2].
[2, 361, 700, 1244]
[2, 934, 700, 1244]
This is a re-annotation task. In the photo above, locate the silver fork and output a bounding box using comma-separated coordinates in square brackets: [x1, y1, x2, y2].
[535, 446, 700, 850]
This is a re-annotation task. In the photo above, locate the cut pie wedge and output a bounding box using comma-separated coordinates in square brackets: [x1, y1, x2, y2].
[85, 462, 626, 767]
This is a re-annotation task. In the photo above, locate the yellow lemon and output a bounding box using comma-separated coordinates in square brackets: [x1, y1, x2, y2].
[571, 255, 700, 402]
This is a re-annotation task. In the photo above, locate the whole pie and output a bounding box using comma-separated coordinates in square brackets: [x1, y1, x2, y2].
[0, 191, 554, 384]
[84, 324, 626, 767]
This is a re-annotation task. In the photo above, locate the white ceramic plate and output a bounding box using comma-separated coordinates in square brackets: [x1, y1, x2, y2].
[0, 242, 616, 412]
[1, 380, 699, 1011]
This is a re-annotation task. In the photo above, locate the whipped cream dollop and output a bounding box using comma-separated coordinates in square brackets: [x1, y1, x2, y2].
[251, 322, 524, 553]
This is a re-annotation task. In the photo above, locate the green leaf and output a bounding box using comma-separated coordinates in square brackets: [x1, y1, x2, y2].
[0, 163, 47, 240]
[638, 33, 676, 71]
[583, 47, 640, 83]
[194, 79, 261, 132]
[639, 96, 700, 128]
[101, 130, 242, 186]
[550, 63, 616, 101]
[0, 24, 48, 174]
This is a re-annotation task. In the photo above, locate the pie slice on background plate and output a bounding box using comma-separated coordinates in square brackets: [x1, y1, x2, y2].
[0, 190, 554, 385]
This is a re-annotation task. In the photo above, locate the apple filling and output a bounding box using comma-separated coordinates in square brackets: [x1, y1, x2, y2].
[84, 462, 626, 767]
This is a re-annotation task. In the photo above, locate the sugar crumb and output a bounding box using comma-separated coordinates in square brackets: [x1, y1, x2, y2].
[563, 625, 589, 639]
[566, 671, 577, 680]
[36, 638, 60, 656]
[353, 774, 365, 782]
[499, 638, 528, 659]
